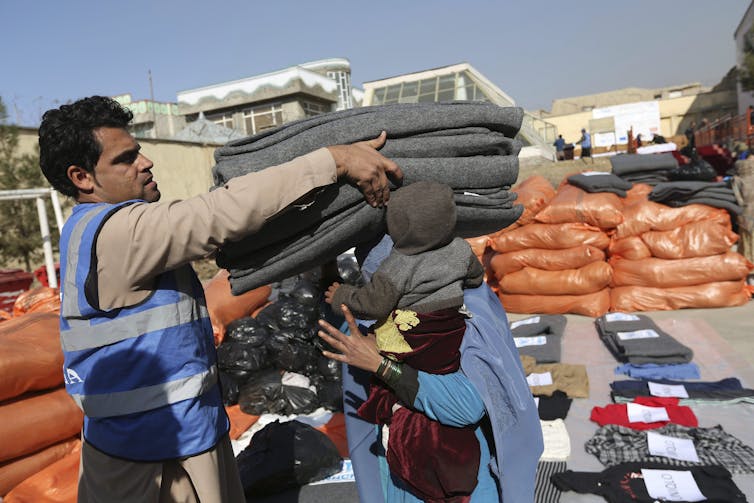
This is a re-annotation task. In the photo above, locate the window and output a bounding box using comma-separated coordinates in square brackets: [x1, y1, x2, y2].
[303, 101, 329, 117]
[242, 104, 283, 134]
[210, 113, 234, 130]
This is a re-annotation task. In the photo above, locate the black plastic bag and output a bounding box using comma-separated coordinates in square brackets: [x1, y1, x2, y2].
[236, 419, 343, 497]
[218, 370, 239, 406]
[238, 370, 287, 415]
[337, 254, 365, 287]
[287, 278, 321, 308]
[317, 380, 343, 411]
[317, 355, 342, 382]
[668, 158, 717, 181]
[216, 340, 269, 374]
[225, 317, 269, 347]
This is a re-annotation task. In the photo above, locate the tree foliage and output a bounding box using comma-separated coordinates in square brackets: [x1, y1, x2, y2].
[0, 97, 60, 271]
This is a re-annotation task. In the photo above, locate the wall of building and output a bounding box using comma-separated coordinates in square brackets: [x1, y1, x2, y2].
[544, 90, 737, 146]
[18, 128, 218, 202]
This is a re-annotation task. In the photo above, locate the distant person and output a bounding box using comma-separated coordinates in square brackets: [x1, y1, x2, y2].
[553, 134, 566, 161]
[635, 133, 643, 148]
[575, 128, 593, 163]
[685, 120, 697, 149]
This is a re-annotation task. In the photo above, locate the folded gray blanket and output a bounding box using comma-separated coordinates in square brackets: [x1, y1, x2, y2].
[567, 172, 633, 197]
[214, 102, 525, 293]
[511, 314, 567, 363]
[649, 181, 742, 214]
[213, 102, 524, 183]
[595, 314, 693, 364]
[609, 153, 678, 176]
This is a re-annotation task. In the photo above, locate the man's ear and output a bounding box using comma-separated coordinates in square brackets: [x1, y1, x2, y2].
[66, 165, 95, 194]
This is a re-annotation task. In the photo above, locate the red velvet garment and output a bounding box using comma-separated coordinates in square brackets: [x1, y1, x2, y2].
[358, 308, 480, 503]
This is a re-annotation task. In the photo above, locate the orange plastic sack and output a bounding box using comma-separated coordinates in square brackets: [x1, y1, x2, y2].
[465, 236, 489, 257]
[0, 389, 83, 463]
[608, 236, 652, 260]
[610, 252, 753, 288]
[12, 287, 60, 317]
[614, 202, 729, 239]
[489, 245, 605, 277]
[623, 183, 653, 205]
[489, 223, 610, 253]
[225, 404, 259, 440]
[204, 270, 271, 346]
[3, 443, 80, 503]
[511, 175, 556, 226]
[0, 312, 63, 402]
[499, 261, 613, 296]
[611, 281, 753, 312]
[498, 289, 610, 317]
[640, 220, 739, 259]
[534, 184, 624, 229]
[0, 438, 78, 497]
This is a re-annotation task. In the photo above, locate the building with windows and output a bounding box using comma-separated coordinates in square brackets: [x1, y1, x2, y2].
[176, 58, 359, 136]
[362, 62, 557, 159]
[113, 94, 186, 139]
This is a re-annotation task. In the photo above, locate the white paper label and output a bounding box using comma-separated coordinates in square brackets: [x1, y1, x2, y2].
[626, 403, 670, 423]
[527, 372, 553, 387]
[511, 316, 541, 329]
[514, 336, 547, 348]
[641, 469, 706, 501]
[648, 381, 689, 398]
[647, 431, 700, 463]
[310, 459, 355, 485]
[605, 312, 640, 322]
[580, 171, 611, 176]
[617, 329, 660, 341]
[534, 397, 540, 407]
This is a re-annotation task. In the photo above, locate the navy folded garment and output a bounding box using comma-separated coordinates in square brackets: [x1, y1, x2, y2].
[610, 377, 744, 393]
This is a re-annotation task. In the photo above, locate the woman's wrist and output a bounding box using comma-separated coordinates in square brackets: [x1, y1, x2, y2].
[375, 357, 403, 387]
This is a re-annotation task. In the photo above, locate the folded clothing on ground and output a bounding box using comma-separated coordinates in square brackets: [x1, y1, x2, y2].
[511, 314, 567, 363]
[595, 313, 693, 364]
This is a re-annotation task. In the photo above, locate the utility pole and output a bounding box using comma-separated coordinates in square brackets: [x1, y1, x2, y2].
[148, 69, 156, 138]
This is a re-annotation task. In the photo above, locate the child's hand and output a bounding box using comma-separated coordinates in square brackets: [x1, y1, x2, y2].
[325, 282, 341, 304]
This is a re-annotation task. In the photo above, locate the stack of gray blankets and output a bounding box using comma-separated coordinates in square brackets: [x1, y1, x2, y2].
[566, 172, 633, 197]
[511, 314, 567, 363]
[595, 314, 693, 364]
[213, 102, 524, 294]
[649, 181, 743, 215]
[609, 153, 678, 185]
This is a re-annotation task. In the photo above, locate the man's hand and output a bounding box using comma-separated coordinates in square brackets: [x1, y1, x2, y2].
[327, 131, 404, 208]
[324, 281, 341, 305]
[318, 305, 382, 373]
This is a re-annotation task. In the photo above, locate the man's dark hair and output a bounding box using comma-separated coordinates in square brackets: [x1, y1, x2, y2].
[38, 96, 133, 197]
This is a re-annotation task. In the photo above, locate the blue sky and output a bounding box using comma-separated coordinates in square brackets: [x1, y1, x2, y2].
[1, 0, 749, 126]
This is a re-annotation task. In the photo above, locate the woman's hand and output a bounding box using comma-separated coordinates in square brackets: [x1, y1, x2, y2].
[318, 304, 382, 373]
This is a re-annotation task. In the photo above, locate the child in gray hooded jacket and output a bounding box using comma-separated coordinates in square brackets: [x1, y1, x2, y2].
[326, 180, 485, 502]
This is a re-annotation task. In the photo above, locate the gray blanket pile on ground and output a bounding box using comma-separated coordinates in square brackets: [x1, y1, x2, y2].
[609, 153, 679, 185]
[213, 102, 525, 294]
[595, 314, 693, 365]
[649, 180, 743, 215]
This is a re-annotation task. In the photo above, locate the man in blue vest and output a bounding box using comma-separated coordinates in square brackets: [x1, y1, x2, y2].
[575, 128, 593, 163]
[38, 95, 403, 503]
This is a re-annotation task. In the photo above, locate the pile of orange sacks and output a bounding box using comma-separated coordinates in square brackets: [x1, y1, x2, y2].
[467, 174, 753, 316]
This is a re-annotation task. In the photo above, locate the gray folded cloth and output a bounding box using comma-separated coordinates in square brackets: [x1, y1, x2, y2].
[213, 102, 525, 293]
[567, 173, 633, 197]
[595, 314, 693, 364]
[609, 153, 678, 176]
[213, 102, 524, 183]
[511, 315, 567, 363]
[649, 181, 742, 214]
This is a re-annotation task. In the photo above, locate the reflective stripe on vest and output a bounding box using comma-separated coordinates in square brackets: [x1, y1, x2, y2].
[71, 365, 217, 418]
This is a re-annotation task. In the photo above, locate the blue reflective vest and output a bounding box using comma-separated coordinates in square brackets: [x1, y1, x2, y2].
[59, 201, 226, 461]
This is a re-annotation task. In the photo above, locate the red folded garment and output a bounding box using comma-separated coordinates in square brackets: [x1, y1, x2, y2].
[590, 396, 698, 430]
